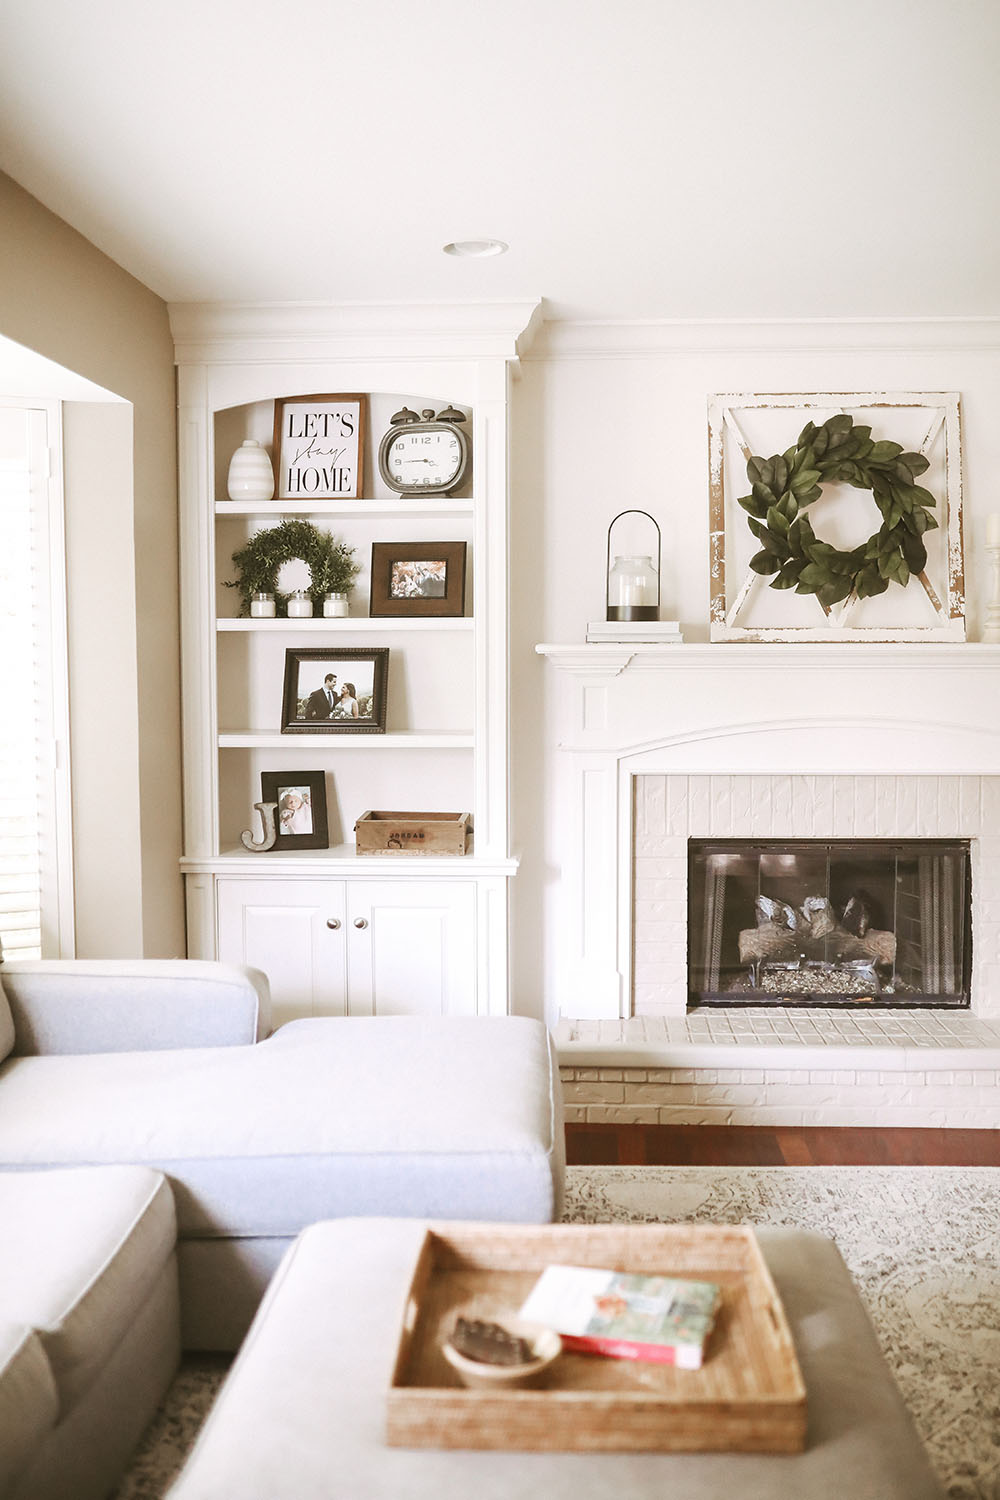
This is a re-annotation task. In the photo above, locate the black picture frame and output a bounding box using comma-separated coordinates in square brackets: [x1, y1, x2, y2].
[280, 647, 389, 734]
[369, 540, 467, 618]
[260, 770, 329, 850]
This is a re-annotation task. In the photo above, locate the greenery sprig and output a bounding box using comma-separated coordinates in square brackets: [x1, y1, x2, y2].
[739, 413, 938, 609]
[226, 520, 360, 617]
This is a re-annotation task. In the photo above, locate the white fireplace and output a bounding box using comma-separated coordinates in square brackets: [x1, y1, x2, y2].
[537, 643, 1000, 1023]
[537, 641, 1000, 1127]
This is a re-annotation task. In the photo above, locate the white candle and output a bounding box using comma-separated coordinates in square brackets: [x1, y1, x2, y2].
[287, 591, 313, 619]
[987, 513, 1000, 549]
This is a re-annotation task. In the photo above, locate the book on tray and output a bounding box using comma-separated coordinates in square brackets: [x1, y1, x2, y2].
[518, 1265, 721, 1369]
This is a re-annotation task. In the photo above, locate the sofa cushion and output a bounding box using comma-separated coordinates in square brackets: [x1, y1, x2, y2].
[0, 1017, 564, 1235]
[0, 1166, 177, 1412]
[0, 974, 14, 1065]
[0, 1323, 57, 1500]
[1, 960, 271, 1054]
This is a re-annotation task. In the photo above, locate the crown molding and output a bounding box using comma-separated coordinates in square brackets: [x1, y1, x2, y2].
[168, 298, 544, 366]
[528, 316, 1000, 360]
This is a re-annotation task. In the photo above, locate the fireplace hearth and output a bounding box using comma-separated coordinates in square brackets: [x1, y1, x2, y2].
[688, 839, 971, 1009]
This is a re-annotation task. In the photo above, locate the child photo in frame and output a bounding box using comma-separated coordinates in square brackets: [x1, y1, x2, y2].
[259, 770, 329, 850]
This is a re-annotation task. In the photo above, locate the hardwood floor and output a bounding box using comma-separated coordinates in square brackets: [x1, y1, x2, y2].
[565, 1123, 1000, 1167]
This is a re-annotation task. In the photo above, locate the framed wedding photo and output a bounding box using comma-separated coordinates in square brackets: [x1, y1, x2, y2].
[369, 540, 467, 618]
[280, 647, 389, 734]
[260, 770, 329, 850]
[272, 393, 368, 501]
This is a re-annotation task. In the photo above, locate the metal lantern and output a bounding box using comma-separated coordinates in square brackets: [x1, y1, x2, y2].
[606, 510, 661, 622]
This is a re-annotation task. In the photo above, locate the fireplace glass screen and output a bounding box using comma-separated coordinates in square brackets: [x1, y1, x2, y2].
[688, 840, 971, 1007]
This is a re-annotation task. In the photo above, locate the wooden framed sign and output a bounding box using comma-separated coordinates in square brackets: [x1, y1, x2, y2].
[273, 393, 368, 500]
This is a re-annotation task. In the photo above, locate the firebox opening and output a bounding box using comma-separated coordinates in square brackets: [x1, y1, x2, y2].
[687, 839, 972, 1009]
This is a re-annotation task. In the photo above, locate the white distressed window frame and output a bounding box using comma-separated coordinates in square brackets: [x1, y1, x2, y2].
[708, 391, 966, 642]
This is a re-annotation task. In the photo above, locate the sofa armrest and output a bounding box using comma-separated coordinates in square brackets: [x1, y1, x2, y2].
[1, 960, 272, 1055]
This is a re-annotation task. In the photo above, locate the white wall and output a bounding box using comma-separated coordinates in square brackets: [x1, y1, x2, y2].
[510, 320, 1000, 1024]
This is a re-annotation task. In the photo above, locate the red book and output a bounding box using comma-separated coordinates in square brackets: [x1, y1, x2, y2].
[519, 1264, 721, 1370]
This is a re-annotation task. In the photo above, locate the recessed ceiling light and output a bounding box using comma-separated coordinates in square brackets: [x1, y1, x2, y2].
[443, 239, 509, 258]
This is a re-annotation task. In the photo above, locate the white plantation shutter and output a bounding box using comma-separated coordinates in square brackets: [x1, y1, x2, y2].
[0, 401, 73, 960]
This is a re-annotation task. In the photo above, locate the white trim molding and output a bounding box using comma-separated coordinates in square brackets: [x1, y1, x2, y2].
[529, 316, 1000, 360]
[168, 300, 544, 367]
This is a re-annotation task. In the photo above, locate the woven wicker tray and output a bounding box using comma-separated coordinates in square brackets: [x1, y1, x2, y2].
[387, 1222, 807, 1453]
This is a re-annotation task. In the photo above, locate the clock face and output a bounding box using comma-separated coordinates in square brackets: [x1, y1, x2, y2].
[382, 424, 467, 493]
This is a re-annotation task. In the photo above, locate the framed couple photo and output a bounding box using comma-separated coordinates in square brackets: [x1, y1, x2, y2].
[280, 647, 389, 734]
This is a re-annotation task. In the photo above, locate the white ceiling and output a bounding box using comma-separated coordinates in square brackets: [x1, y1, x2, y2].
[1, 0, 998, 323]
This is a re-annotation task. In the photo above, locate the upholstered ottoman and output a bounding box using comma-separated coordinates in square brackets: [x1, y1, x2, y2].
[166, 1218, 943, 1500]
[0, 1166, 180, 1500]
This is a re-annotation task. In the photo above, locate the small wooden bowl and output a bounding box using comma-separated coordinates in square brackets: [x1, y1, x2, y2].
[442, 1318, 562, 1390]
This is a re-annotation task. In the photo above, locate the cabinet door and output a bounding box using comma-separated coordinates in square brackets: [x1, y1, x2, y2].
[346, 880, 476, 1018]
[216, 878, 347, 1028]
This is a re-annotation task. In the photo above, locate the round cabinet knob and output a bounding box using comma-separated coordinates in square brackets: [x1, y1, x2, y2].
[353, 917, 368, 930]
[326, 918, 341, 930]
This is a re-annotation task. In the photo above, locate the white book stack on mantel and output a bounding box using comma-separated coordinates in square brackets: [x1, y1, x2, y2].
[586, 621, 683, 644]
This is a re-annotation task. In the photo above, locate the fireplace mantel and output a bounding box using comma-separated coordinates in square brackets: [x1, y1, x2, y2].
[535, 642, 1000, 773]
[536, 642, 1000, 1021]
[537, 641, 1000, 674]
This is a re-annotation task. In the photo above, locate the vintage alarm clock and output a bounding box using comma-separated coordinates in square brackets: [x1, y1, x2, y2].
[377, 406, 470, 496]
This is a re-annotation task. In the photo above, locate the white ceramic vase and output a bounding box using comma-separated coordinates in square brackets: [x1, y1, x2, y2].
[227, 440, 274, 501]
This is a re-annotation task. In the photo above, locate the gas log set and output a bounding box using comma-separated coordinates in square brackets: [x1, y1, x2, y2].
[739, 892, 896, 998]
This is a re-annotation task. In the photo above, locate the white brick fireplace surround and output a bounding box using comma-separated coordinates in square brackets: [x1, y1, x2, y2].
[536, 643, 1000, 1127]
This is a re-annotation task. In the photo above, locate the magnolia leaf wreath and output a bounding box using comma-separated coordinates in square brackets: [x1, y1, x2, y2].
[226, 520, 360, 616]
[738, 413, 938, 609]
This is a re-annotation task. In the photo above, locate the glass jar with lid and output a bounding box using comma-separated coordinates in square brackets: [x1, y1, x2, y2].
[286, 590, 313, 619]
[249, 591, 276, 618]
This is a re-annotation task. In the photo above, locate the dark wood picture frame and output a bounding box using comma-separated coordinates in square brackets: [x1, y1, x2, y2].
[272, 393, 368, 501]
[369, 540, 467, 617]
[260, 770, 329, 850]
[280, 647, 389, 734]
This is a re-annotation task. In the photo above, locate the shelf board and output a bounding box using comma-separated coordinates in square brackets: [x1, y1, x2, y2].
[182, 847, 519, 877]
[217, 616, 473, 632]
[218, 731, 473, 749]
[215, 497, 475, 519]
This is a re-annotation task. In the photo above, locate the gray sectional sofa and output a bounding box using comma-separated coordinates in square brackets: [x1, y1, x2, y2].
[0, 958, 566, 1499]
[0, 1165, 179, 1500]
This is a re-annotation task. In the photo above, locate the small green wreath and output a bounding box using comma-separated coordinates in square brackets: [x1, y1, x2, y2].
[738, 413, 939, 609]
[226, 520, 360, 617]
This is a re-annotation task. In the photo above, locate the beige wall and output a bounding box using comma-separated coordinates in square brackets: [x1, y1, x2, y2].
[0, 172, 184, 956]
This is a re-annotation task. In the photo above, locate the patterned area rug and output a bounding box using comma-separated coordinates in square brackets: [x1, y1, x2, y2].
[114, 1165, 1000, 1500]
